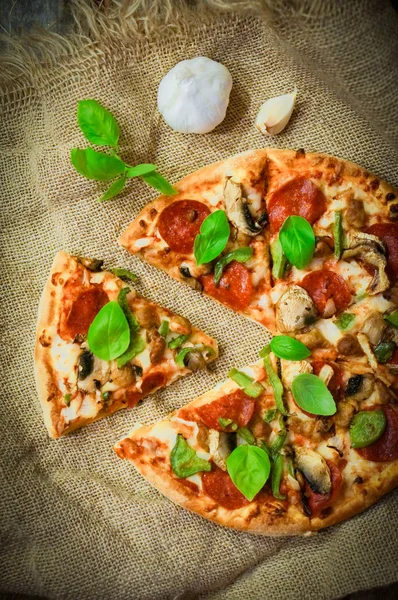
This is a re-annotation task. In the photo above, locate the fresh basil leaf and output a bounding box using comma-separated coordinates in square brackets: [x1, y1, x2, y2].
[226, 445, 271, 502]
[218, 417, 238, 431]
[334, 210, 343, 259]
[228, 368, 264, 398]
[168, 334, 190, 350]
[141, 171, 178, 196]
[194, 210, 230, 266]
[71, 148, 125, 181]
[271, 453, 286, 500]
[214, 247, 253, 286]
[88, 301, 130, 361]
[171, 434, 211, 478]
[335, 312, 355, 331]
[159, 320, 169, 338]
[264, 408, 277, 423]
[270, 335, 310, 361]
[384, 310, 398, 328]
[279, 215, 315, 269]
[126, 164, 157, 177]
[260, 346, 287, 416]
[291, 373, 337, 416]
[100, 172, 127, 201]
[77, 99, 120, 147]
[116, 287, 145, 367]
[374, 341, 395, 363]
[270, 237, 289, 279]
[237, 427, 255, 445]
[110, 267, 138, 281]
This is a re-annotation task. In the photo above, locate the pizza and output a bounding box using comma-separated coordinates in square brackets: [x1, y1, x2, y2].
[119, 148, 398, 341]
[114, 350, 398, 534]
[34, 252, 218, 438]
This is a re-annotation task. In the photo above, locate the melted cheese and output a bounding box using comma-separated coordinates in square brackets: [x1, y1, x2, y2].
[315, 319, 344, 346]
[133, 237, 155, 250]
[50, 335, 81, 393]
[185, 474, 203, 490]
[135, 346, 151, 373]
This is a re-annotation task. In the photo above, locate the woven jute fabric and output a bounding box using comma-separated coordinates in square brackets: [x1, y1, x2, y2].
[1, 1, 398, 598]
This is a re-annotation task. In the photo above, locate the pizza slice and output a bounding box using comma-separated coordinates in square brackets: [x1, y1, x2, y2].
[34, 252, 218, 438]
[114, 343, 398, 535]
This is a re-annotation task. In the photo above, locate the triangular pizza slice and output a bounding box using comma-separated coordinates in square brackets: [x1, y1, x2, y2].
[34, 252, 218, 438]
[115, 346, 398, 535]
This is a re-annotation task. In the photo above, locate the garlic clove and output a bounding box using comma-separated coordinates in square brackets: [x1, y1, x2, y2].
[255, 88, 297, 136]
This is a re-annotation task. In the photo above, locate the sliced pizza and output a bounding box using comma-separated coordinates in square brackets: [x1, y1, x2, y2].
[119, 148, 398, 337]
[114, 344, 398, 535]
[34, 252, 218, 438]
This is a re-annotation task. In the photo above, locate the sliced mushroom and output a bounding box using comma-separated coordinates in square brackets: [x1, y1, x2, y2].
[224, 178, 267, 236]
[109, 362, 136, 388]
[76, 256, 104, 272]
[184, 350, 206, 372]
[342, 232, 389, 294]
[296, 329, 328, 350]
[169, 314, 192, 336]
[136, 305, 160, 329]
[78, 352, 110, 393]
[337, 334, 364, 357]
[383, 284, 398, 304]
[208, 430, 234, 471]
[149, 329, 166, 365]
[344, 374, 374, 402]
[317, 364, 334, 386]
[78, 350, 94, 381]
[357, 333, 379, 371]
[360, 312, 386, 346]
[334, 401, 356, 428]
[294, 447, 332, 495]
[276, 286, 318, 333]
[326, 434, 345, 457]
[282, 359, 313, 389]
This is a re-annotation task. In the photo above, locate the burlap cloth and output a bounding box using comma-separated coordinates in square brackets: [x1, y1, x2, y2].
[1, 1, 398, 598]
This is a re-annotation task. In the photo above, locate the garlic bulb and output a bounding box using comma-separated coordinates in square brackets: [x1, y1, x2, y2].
[255, 88, 297, 136]
[157, 56, 233, 134]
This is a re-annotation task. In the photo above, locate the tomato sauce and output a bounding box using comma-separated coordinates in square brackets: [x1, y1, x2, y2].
[268, 177, 327, 232]
[365, 223, 398, 283]
[202, 466, 250, 510]
[300, 270, 351, 314]
[201, 261, 253, 311]
[306, 460, 343, 518]
[158, 200, 210, 253]
[356, 405, 398, 462]
[195, 389, 256, 431]
[61, 286, 109, 340]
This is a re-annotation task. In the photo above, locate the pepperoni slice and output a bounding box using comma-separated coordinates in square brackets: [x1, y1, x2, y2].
[268, 177, 327, 232]
[202, 466, 250, 510]
[300, 270, 351, 315]
[62, 286, 109, 340]
[157, 200, 210, 254]
[195, 389, 256, 431]
[356, 405, 398, 462]
[306, 460, 343, 518]
[141, 372, 167, 396]
[365, 223, 398, 283]
[201, 262, 253, 311]
[125, 391, 143, 408]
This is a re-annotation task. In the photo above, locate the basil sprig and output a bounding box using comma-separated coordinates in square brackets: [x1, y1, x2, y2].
[227, 445, 271, 501]
[279, 216, 315, 269]
[116, 288, 145, 367]
[228, 368, 264, 398]
[384, 310, 398, 328]
[171, 434, 211, 478]
[87, 301, 130, 361]
[194, 210, 230, 266]
[270, 335, 310, 361]
[214, 247, 253, 286]
[71, 99, 177, 200]
[260, 346, 287, 416]
[291, 373, 336, 416]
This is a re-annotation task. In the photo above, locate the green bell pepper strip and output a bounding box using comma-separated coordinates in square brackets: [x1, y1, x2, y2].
[168, 334, 189, 349]
[117, 288, 145, 367]
[271, 453, 287, 500]
[228, 368, 264, 398]
[334, 210, 343, 259]
[260, 346, 287, 416]
[237, 427, 256, 445]
[159, 320, 169, 338]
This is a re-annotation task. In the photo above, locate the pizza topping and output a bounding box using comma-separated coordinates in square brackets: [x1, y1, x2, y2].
[305, 460, 342, 518]
[336, 334, 363, 357]
[63, 286, 109, 340]
[366, 223, 398, 283]
[291, 373, 337, 416]
[87, 301, 130, 362]
[357, 333, 379, 371]
[202, 466, 251, 510]
[333, 210, 343, 259]
[148, 329, 167, 365]
[281, 359, 313, 390]
[158, 200, 211, 254]
[196, 390, 255, 431]
[223, 178, 267, 236]
[276, 285, 318, 332]
[117, 288, 146, 367]
[294, 447, 332, 495]
[300, 270, 352, 317]
[356, 406, 398, 462]
[270, 453, 287, 500]
[194, 210, 230, 265]
[279, 216, 315, 269]
[342, 231, 389, 294]
[345, 198, 366, 229]
[268, 177, 327, 232]
[78, 350, 94, 381]
[169, 314, 192, 336]
[350, 410, 387, 448]
[384, 309, 398, 329]
[201, 261, 253, 311]
[360, 312, 386, 346]
[314, 236, 334, 259]
[373, 341, 395, 364]
[158, 320, 169, 338]
[345, 374, 374, 402]
[175, 345, 208, 371]
[270, 335, 310, 361]
[334, 312, 355, 331]
[171, 434, 211, 478]
[109, 267, 138, 282]
[135, 305, 160, 329]
[228, 368, 264, 398]
[260, 347, 288, 415]
[295, 328, 328, 350]
[226, 444, 271, 501]
[271, 237, 290, 279]
[76, 256, 104, 272]
[214, 247, 253, 286]
[208, 430, 234, 471]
